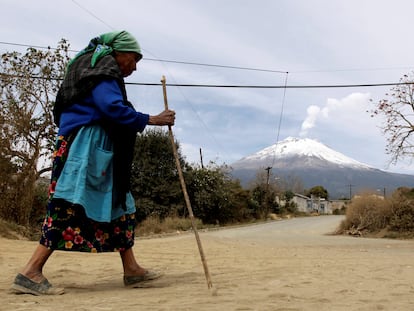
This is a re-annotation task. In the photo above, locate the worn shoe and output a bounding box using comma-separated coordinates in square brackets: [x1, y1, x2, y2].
[123, 270, 163, 287]
[10, 273, 65, 295]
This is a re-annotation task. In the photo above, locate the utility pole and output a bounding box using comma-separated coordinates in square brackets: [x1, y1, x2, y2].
[264, 167, 272, 213]
[199, 148, 204, 169]
[265, 166, 272, 187]
[378, 187, 386, 198]
[348, 184, 354, 200]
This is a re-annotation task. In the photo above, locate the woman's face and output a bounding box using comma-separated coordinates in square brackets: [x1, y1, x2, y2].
[114, 52, 140, 77]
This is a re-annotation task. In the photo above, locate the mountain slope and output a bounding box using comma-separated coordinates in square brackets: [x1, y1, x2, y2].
[230, 137, 414, 199]
[232, 137, 371, 170]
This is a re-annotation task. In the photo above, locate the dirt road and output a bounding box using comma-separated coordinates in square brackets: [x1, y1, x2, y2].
[1, 215, 414, 311]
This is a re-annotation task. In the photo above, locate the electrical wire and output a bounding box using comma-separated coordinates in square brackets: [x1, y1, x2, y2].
[71, 0, 114, 30]
[124, 81, 410, 89]
[0, 72, 411, 89]
[2, 40, 414, 76]
[0, 40, 288, 75]
[144, 58, 287, 74]
[0, 40, 78, 53]
[270, 73, 289, 170]
[276, 73, 289, 144]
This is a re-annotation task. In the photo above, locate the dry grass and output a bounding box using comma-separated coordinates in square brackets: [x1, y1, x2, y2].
[336, 190, 414, 238]
[0, 218, 31, 240]
[336, 194, 390, 236]
[135, 216, 206, 237]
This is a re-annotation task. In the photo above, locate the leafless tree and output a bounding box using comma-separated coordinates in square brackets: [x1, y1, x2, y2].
[0, 40, 70, 224]
[370, 73, 414, 165]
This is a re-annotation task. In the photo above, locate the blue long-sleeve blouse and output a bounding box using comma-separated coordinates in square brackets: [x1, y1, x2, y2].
[58, 79, 149, 135]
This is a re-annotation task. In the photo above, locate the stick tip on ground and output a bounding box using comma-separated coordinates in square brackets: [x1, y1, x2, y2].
[211, 287, 218, 296]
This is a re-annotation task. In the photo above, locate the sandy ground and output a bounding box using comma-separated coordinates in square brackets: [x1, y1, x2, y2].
[1, 215, 414, 311]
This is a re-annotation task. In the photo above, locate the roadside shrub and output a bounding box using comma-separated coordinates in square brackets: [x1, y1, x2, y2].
[338, 194, 391, 234]
[185, 165, 251, 225]
[389, 202, 414, 232]
[389, 190, 414, 232]
[337, 188, 414, 238]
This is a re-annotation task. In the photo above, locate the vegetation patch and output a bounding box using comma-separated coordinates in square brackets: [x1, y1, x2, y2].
[135, 215, 207, 237]
[336, 187, 414, 239]
[0, 218, 31, 240]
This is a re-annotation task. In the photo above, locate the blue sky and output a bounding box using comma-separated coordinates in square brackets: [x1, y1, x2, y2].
[3, 0, 414, 174]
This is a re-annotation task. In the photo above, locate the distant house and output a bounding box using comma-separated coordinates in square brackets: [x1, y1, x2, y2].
[290, 193, 310, 213]
[288, 194, 347, 214]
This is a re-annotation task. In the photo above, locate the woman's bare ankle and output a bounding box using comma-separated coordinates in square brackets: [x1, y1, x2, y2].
[123, 267, 147, 277]
[20, 270, 45, 283]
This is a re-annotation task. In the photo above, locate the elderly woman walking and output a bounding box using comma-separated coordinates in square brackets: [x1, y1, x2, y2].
[11, 30, 175, 295]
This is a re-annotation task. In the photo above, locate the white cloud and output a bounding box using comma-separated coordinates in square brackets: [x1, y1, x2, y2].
[300, 105, 321, 137]
[299, 92, 372, 137]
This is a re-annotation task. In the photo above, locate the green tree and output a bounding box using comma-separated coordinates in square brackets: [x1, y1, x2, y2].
[305, 185, 329, 199]
[131, 130, 252, 224]
[281, 190, 298, 214]
[249, 169, 281, 217]
[0, 40, 70, 224]
[250, 184, 266, 214]
[185, 163, 251, 224]
[130, 128, 186, 221]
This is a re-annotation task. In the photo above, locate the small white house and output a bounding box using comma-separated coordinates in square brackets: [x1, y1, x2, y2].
[291, 193, 333, 214]
[290, 193, 310, 213]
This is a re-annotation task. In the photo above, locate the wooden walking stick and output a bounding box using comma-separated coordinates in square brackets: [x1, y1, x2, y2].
[161, 76, 213, 289]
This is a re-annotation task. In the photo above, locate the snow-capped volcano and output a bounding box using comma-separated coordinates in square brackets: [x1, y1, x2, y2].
[230, 137, 414, 199]
[233, 137, 371, 170]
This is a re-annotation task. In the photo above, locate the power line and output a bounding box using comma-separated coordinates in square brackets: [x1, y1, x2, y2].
[144, 58, 287, 74]
[0, 41, 78, 53]
[2, 40, 414, 76]
[125, 81, 410, 89]
[71, 0, 114, 30]
[0, 72, 411, 89]
[0, 40, 287, 74]
[270, 73, 289, 170]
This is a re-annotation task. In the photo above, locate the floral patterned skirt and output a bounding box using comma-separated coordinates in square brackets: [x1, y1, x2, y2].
[39, 134, 136, 252]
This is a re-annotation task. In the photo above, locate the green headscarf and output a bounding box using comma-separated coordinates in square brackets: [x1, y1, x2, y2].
[68, 30, 142, 68]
